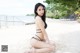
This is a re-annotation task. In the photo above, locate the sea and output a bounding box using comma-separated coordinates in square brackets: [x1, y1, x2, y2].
[0, 15, 35, 27]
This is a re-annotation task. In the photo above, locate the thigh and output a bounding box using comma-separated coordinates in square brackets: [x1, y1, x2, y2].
[30, 38, 52, 49]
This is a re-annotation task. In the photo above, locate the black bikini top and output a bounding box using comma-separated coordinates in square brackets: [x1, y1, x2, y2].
[36, 29, 42, 33]
[36, 24, 45, 33]
[36, 21, 47, 33]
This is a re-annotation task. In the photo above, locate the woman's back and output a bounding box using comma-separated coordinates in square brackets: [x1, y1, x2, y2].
[35, 16, 45, 41]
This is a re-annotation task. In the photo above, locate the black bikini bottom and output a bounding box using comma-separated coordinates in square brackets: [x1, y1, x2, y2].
[32, 35, 45, 41]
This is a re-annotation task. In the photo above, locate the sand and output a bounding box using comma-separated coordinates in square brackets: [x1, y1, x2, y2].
[0, 18, 80, 53]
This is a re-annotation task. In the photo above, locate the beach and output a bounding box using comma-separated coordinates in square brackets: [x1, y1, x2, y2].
[0, 18, 80, 53]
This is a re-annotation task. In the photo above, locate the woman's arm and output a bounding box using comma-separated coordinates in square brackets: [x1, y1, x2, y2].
[36, 16, 50, 43]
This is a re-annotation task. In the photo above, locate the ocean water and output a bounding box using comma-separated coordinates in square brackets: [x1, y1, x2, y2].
[0, 15, 35, 27]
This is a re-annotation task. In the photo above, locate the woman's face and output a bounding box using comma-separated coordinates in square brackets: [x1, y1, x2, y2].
[36, 6, 44, 16]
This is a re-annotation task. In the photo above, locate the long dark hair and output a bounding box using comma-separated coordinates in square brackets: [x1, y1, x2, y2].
[34, 3, 47, 29]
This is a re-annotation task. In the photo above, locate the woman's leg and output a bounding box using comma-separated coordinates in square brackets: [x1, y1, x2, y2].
[30, 38, 55, 53]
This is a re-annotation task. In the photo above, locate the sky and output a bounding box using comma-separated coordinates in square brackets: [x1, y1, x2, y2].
[0, 0, 47, 16]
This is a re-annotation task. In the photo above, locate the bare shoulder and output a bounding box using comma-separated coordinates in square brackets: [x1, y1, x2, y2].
[36, 16, 41, 21]
[35, 16, 42, 23]
[35, 16, 44, 26]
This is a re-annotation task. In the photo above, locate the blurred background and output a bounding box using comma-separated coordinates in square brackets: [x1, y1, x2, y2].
[0, 0, 80, 28]
[0, 0, 80, 53]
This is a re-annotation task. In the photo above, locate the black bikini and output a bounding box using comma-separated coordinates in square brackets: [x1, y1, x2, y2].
[32, 29, 45, 41]
[32, 21, 47, 41]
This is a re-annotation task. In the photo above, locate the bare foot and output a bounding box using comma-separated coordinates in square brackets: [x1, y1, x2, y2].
[24, 48, 36, 53]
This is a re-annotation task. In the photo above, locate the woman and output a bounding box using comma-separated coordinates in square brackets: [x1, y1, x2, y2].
[25, 3, 55, 53]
